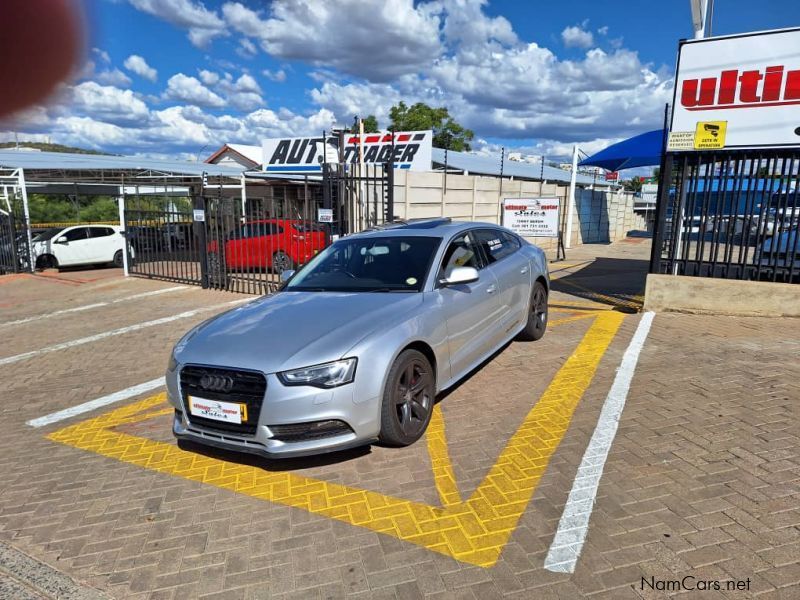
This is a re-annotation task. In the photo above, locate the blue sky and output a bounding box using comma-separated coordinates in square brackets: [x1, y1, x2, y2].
[1, 0, 796, 161]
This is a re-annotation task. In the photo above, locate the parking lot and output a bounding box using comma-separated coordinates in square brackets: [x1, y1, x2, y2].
[1, 239, 799, 599]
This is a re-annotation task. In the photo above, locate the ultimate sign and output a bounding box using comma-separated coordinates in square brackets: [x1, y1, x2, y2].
[262, 130, 433, 173]
[671, 27, 800, 149]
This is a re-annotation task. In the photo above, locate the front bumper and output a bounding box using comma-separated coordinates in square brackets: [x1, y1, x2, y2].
[166, 366, 380, 458]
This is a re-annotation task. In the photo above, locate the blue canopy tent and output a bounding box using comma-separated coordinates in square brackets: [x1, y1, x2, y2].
[578, 129, 665, 171]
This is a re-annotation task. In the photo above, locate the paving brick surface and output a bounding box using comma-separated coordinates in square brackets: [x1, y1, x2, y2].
[0, 241, 798, 598]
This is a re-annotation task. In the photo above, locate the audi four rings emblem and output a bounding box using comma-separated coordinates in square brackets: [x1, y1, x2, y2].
[200, 374, 234, 392]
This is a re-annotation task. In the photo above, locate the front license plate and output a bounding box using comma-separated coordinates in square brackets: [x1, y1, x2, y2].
[188, 396, 248, 424]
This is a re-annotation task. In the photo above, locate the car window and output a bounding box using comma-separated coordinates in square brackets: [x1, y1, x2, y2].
[439, 232, 482, 279]
[502, 231, 521, 252]
[287, 236, 439, 292]
[89, 227, 115, 238]
[270, 223, 284, 235]
[474, 229, 518, 264]
[63, 227, 89, 242]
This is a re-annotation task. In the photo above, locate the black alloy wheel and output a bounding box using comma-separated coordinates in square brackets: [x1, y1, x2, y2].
[379, 349, 435, 446]
[517, 280, 548, 341]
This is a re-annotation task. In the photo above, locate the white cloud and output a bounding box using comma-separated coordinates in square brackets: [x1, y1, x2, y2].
[221, 0, 443, 81]
[237, 38, 258, 58]
[561, 24, 594, 48]
[124, 55, 158, 82]
[7, 0, 673, 157]
[128, 0, 226, 47]
[95, 69, 132, 88]
[92, 48, 111, 63]
[262, 69, 287, 83]
[164, 73, 225, 108]
[70, 82, 150, 126]
[198, 69, 220, 86]
[598, 25, 609, 36]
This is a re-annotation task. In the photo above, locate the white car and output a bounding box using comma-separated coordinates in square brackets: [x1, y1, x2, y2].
[31, 225, 130, 270]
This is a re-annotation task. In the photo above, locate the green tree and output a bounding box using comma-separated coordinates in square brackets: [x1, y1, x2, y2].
[350, 115, 379, 133]
[622, 178, 642, 193]
[388, 102, 474, 151]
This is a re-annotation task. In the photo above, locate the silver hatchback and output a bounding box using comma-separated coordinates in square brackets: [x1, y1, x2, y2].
[166, 218, 549, 458]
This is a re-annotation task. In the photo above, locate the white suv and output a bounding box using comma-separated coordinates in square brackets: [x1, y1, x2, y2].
[31, 225, 130, 270]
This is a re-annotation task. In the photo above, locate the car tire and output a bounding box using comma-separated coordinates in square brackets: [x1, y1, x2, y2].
[272, 250, 294, 273]
[36, 254, 58, 271]
[517, 280, 548, 341]
[379, 349, 435, 447]
[113, 250, 124, 268]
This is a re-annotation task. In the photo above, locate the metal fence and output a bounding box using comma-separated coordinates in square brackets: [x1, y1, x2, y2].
[0, 188, 31, 274]
[322, 163, 393, 235]
[650, 149, 800, 283]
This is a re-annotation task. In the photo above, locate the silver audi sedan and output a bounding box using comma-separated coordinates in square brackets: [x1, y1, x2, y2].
[166, 218, 549, 458]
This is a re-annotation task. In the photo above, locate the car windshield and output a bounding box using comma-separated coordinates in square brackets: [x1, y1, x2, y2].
[285, 235, 439, 292]
[32, 228, 63, 241]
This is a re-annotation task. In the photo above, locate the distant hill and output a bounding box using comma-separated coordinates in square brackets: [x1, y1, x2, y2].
[0, 142, 111, 155]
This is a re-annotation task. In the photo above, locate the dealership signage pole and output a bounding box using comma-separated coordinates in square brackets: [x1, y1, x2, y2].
[565, 145, 578, 249]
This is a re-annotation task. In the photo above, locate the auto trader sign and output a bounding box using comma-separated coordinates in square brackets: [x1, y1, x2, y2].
[262, 131, 433, 173]
[502, 198, 560, 238]
[670, 27, 800, 149]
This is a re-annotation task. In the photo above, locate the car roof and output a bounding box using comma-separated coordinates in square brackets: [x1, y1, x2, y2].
[350, 218, 506, 239]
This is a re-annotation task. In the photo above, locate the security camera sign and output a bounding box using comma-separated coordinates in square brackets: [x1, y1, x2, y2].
[502, 198, 560, 238]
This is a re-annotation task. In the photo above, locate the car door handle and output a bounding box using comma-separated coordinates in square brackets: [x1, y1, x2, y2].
[487, 285, 497, 294]
[520, 266, 529, 274]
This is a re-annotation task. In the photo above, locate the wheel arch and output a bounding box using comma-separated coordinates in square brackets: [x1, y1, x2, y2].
[400, 340, 438, 385]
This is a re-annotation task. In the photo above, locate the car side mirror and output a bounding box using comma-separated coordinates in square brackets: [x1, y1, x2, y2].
[55, 236, 68, 244]
[280, 269, 295, 283]
[440, 266, 479, 286]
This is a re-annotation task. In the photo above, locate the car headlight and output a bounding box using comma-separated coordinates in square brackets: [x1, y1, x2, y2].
[277, 358, 357, 388]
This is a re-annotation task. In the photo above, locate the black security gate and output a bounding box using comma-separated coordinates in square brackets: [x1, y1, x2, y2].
[650, 148, 800, 283]
[322, 162, 394, 235]
[0, 192, 31, 274]
[124, 180, 328, 295]
[124, 194, 203, 286]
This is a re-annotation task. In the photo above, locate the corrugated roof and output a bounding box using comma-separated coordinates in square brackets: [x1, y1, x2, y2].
[0, 150, 245, 177]
[432, 148, 602, 186]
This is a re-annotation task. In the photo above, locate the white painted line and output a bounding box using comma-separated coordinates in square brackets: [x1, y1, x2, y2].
[544, 311, 655, 574]
[0, 286, 188, 328]
[27, 377, 165, 428]
[0, 297, 250, 367]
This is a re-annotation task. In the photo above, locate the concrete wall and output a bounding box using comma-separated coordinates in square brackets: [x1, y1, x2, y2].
[644, 274, 800, 317]
[391, 170, 643, 250]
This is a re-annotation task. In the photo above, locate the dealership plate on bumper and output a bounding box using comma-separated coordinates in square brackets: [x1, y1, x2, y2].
[188, 396, 248, 424]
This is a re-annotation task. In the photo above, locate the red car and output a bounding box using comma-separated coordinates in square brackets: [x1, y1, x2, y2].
[209, 219, 327, 272]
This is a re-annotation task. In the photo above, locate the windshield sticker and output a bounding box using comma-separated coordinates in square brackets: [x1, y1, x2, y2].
[406, 277, 417, 286]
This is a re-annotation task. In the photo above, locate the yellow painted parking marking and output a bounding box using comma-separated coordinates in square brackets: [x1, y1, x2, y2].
[548, 313, 597, 327]
[427, 405, 462, 508]
[48, 311, 624, 568]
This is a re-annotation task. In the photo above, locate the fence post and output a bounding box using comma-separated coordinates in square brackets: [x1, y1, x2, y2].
[386, 163, 394, 222]
[194, 184, 209, 289]
[17, 168, 34, 273]
[649, 153, 674, 274]
[116, 190, 129, 276]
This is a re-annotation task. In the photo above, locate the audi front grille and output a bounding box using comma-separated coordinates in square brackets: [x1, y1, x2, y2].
[180, 365, 267, 436]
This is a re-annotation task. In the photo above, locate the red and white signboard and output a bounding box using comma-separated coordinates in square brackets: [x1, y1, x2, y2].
[502, 198, 560, 238]
[670, 27, 800, 149]
[604, 171, 619, 181]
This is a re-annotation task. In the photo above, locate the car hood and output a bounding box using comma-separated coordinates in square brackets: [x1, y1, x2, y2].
[175, 291, 423, 374]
